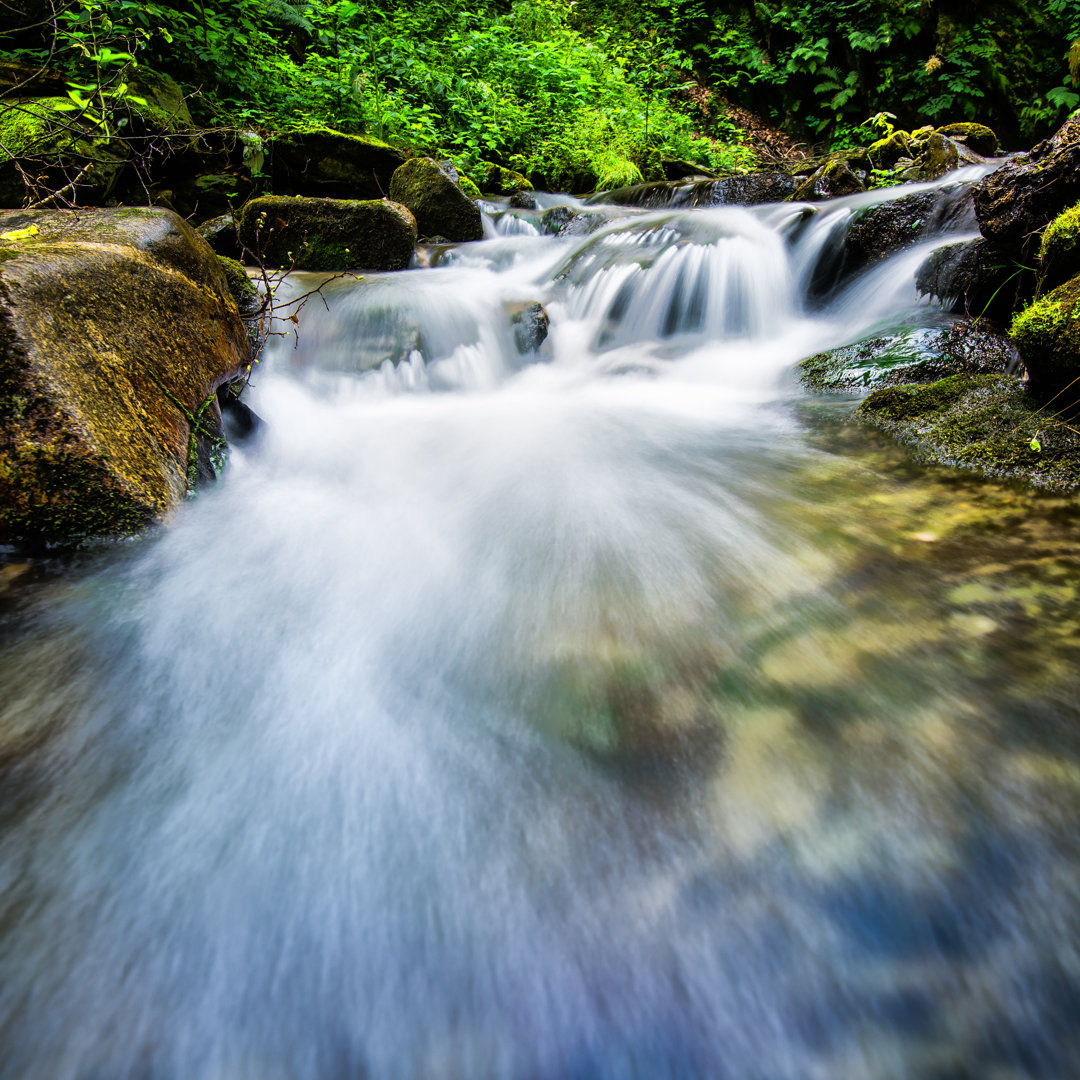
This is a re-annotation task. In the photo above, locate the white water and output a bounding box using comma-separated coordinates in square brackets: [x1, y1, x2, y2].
[4, 168, 1080, 1079]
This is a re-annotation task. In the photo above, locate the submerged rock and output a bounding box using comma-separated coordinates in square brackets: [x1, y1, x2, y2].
[974, 114, 1080, 252]
[238, 195, 416, 271]
[265, 127, 405, 199]
[0, 207, 249, 546]
[1010, 275, 1080, 393]
[858, 374, 1080, 491]
[509, 302, 549, 354]
[800, 321, 1016, 394]
[388, 157, 483, 243]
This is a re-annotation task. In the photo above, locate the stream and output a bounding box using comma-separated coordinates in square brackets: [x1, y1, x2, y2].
[2, 170, 1080, 1079]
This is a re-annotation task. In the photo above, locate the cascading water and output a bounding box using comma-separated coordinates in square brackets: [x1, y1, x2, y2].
[3, 167, 1080, 1080]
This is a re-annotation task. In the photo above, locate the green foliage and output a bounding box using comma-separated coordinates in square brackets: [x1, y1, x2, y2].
[4, 0, 753, 190]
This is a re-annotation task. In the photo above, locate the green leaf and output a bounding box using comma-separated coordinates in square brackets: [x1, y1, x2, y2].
[0, 224, 39, 241]
[1030, 436, 1042, 452]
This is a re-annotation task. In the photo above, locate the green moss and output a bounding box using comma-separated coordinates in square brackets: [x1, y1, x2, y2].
[478, 162, 533, 195]
[458, 174, 482, 199]
[215, 254, 258, 312]
[1038, 201, 1080, 285]
[1010, 276, 1080, 390]
[934, 122, 998, 156]
[858, 373, 1080, 491]
[0, 98, 72, 156]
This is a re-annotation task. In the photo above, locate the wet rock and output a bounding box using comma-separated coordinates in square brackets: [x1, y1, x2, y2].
[265, 127, 406, 199]
[171, 172, 252, 221]
[935, 122, 998, 157]
[215, 255, 259, 315]
[799, 321, 1016, 393]
[0, 97, 129, 208]
[844, 186, 976, 275]
[914, 239, 1016, 318]
[974, 114, 1080, 252]
[791, 158, 865, 202]
[858, 373, 1080, 491]
[660, 156, 719, 181]
[388, 157, 483, 243]
[196, 213, 241, 260]
[899, 132, 959, 182]
[1037, 201, 1080, 290]
[238, 195, 417, 271]
[508, 189, 538, 210]
[216, 381, 263, 445]
[478, 162, 533, 196]
[509, 302, 549, 354]
[595, 172, 797, 209]
[1010, 274, 1080, 393]
[458, 174, 482, 200]
[0, 207, 250, 546]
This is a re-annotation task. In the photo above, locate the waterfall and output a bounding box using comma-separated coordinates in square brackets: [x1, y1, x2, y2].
[3, 163, 1080, 1080]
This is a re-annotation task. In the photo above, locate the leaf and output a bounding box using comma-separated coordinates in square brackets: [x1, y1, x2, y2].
[1030, 436, 1042, 452]
[0, 224, 39, 241]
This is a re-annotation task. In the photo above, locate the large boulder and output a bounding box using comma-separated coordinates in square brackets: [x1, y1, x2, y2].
[935, 123, 998, 158]
[799, 321, 1015, 394]
[477, 162, 533, 196]
[974, 114, 1080, 253]
[0, 98, 129, 208]
[265, 128, 405, 199]
[238, 195, 417, 271]
[1009, 275, 1080, 393]
[388, 157, 483, 242]
[0, 207, 250, 546]
[857, 373, 1080, 491]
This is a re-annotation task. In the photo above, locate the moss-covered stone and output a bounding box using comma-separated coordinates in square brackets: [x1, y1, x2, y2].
[478, 162, 533, 195]
[0, 207, 249, 547]
[858, 373, 1080, 491]
[791, 156, 866, 202]
[238, 194, 417, 271]
[1010, 275, 1080, 392]
[868, 131, 912, 168]
[266, 127, 405, 199]
[216, 255, 259, 314]
[0, 97, 129, 207]
[799, 321, 1015, 393]
[1038, 201, 1080, 289]
[388, 157, 483, 242]
[458, 174, 482, 199]
[935, 122, 998, 157]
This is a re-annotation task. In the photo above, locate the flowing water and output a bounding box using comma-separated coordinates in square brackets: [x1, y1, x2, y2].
[3, 170, 1080, 1079]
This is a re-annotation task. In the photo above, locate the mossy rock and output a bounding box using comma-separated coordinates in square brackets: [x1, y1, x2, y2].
[216, 255, 259, 315]
[265, 127, 405, 199]
[388, 157, 483, 243]
[868, 131, 912, 169]
[974, 113, 1080, 254]
[0, 98, 129, 207]
[935, 123, 998, 157]
[1038, 201, 1080, 289]
[799, 321, 1015, 393]
[238, 195, 417, 271]
[458, 174, 482, 199]
[858, 373, 1080, 491]
[0, 207, 249, 547]
[791, 157, 865, 202]
[478, 162, 533, 196]
[1010, 275, 1080, 392]
[899, 132, 960, 182]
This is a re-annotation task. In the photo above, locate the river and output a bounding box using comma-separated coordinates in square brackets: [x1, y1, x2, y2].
[2, 171, 1080, 1079]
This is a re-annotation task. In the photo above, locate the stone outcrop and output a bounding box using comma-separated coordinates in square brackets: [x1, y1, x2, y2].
[0, 207, 250, 546]
[973, 114, 1080, 252]
[1009, 274, 1080, 393]
[388, 157, 483, 242]
[265, 127, 406, 199]
[238, 195, 417, 271]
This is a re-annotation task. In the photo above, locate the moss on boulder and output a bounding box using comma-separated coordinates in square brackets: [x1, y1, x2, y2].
[388, 157, 483, 242]
[0, 97, 129, 207]
[858, 373, 1080, 491]
[0, 207, 250, 547]
[266, 127, 405, 199]
[1010, 275, 1080, 392]
[216, 254, 259, 314]
[791, 156, 865, 202]
[935, 122, 998, 157]
[238, 194, 417, 271]
[799, 321, 1015, 393]
[478, 162, 533, 195]
[458, 174, 482, 199]
[1037, 201, 1080, 289]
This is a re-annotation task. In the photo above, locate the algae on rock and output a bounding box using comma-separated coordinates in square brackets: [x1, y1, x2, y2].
[1010, 275, 1080, 392]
